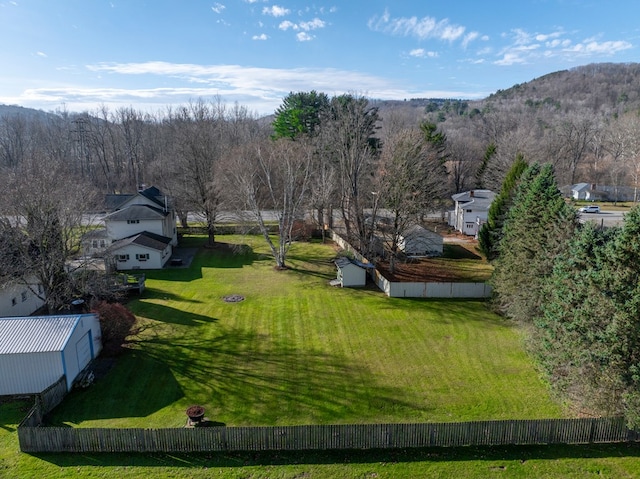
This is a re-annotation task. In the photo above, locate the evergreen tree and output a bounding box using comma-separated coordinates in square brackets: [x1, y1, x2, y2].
[534, 207, 640, 428]
[535, 223, 621, 415]
[272, 91, 330, 140]
[491, 163, 576, 323]
[478, 153, 527, 260]
[600, 206, 640, 427]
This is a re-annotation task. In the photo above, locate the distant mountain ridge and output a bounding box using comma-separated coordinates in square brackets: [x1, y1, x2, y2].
[484, 62, 640, 114]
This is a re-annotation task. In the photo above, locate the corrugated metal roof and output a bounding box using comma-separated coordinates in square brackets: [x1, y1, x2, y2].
[0, 315, 83, 354]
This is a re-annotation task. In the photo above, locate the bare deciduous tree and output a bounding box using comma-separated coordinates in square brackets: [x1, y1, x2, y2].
[227, 138, 313, 268]
[0, 155, 98, 312]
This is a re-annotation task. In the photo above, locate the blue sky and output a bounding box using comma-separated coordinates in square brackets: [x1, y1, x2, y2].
[0, 0, 638, 116]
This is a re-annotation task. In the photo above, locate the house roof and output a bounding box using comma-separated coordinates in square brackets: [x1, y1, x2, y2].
[401, 224, 442, 238]
[571, 183, 591, 192]
[334, 257, 374, 270]
[104, 186, 169, 211]
[104, 204, 169, 222]
[108, 231, 172, 253]
[105, 193, 134, 211]
[451, 189, 495, 210]
[0, 314, 95, 354]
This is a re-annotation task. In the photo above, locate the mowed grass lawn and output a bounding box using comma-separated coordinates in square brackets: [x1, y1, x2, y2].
[49, 234, 562, 429]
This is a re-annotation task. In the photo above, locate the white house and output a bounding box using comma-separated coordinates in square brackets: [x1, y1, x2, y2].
[398, 225, 444, 257]
[105, 203, 175, 242]
[449, 189, 496, 237]
[566, 183, 637, 202]
[333, 257, 369, 287]
[0, 313, 102, 395]
[0, 278, 45, 318]
[108, 231, 173, 270]
[83, 186, 178, 270]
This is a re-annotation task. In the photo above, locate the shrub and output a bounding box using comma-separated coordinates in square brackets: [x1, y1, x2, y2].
[91, 301, 138, 356]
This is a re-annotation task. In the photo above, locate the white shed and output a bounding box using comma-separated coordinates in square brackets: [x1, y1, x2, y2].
[0, 314, 102, 395]
[398, 225, 444, 257]
[334, 257, 369, 287]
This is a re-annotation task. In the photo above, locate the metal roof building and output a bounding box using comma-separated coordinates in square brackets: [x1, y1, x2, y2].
[0, 314, 102, 395]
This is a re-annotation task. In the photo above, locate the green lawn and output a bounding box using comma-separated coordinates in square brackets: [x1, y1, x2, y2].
[5, 234, 640, 476]
[48, 234, 560, 428]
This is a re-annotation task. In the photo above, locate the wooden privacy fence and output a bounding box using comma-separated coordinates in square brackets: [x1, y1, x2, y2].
[18, 418, 640, 453]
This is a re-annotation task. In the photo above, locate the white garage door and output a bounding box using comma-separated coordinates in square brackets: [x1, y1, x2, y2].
[75, 332, 92, 370]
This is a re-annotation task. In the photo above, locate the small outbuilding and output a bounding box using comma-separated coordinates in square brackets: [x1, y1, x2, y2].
[0, 314, 102, 395]
[398, 225, 444, 257]
[333, 257, 371, 287]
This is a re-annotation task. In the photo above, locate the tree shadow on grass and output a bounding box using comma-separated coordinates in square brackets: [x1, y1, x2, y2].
[32, 441, 640, 468]
[47, 325, 428, 428]
[141, 287, 204, 304]
[386, 298, 511, 329]
[46, 351, 184, 425]
[138, 243, 257, 284]
[131, 301, 219, 326]
[198, 242, 256, 269]
[139, 327, 430, 426]
[443, 244, 482, 260]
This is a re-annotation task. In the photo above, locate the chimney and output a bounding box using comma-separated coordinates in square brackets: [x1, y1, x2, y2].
[591, 183, 596, 190]
[470, 190, 475, 197]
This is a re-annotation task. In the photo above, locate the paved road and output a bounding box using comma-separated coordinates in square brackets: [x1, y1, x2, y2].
[578, 210, 625, 228]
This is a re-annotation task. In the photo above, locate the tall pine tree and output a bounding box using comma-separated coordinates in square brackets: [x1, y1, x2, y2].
[491, 163, 577, 323]
[478, 154, 528, 260]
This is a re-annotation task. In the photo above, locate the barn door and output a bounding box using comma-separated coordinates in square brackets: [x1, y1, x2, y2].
[75, 332, 92, 370]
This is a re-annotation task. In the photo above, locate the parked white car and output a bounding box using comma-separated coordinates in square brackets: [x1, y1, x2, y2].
[579, 205, 601, 213]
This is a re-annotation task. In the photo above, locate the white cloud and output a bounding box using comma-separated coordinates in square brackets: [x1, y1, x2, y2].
[279, 18, 325, 32]
[299, 18, 325, 31]
[263, 5, 289, 17]
[36, 51, 47, 57]
[565, 40, 632, 55]
[462, 31, 479, 49]
[252, 33, 268, 41]
[495, 28, 633, 65]
[409, 48, 438, 58]
[494, 52, 526, 66]
[296, 32, 313, 42]
[368, 9, 468, 43]
[62, 61, 486, 115]
[211, 3, 225, 14]
[279, 20, 295, 31]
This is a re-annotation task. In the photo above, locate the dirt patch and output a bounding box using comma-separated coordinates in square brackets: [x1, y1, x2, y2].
[376, 259, 465, 282]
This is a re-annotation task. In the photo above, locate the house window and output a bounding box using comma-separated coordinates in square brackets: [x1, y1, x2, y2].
[92, 240, 98, 248]
[136, 253, 149, 262]
[466, 209, 473, 213]
[99, 239, 106, 248]
[465, 222, 475, 230]
[11, 297, 17, 306]
[21, 291, 27, 302]
[117, 254, 130, 262]
[127, 219, 140, 224]
[38, 284, 43, 294]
